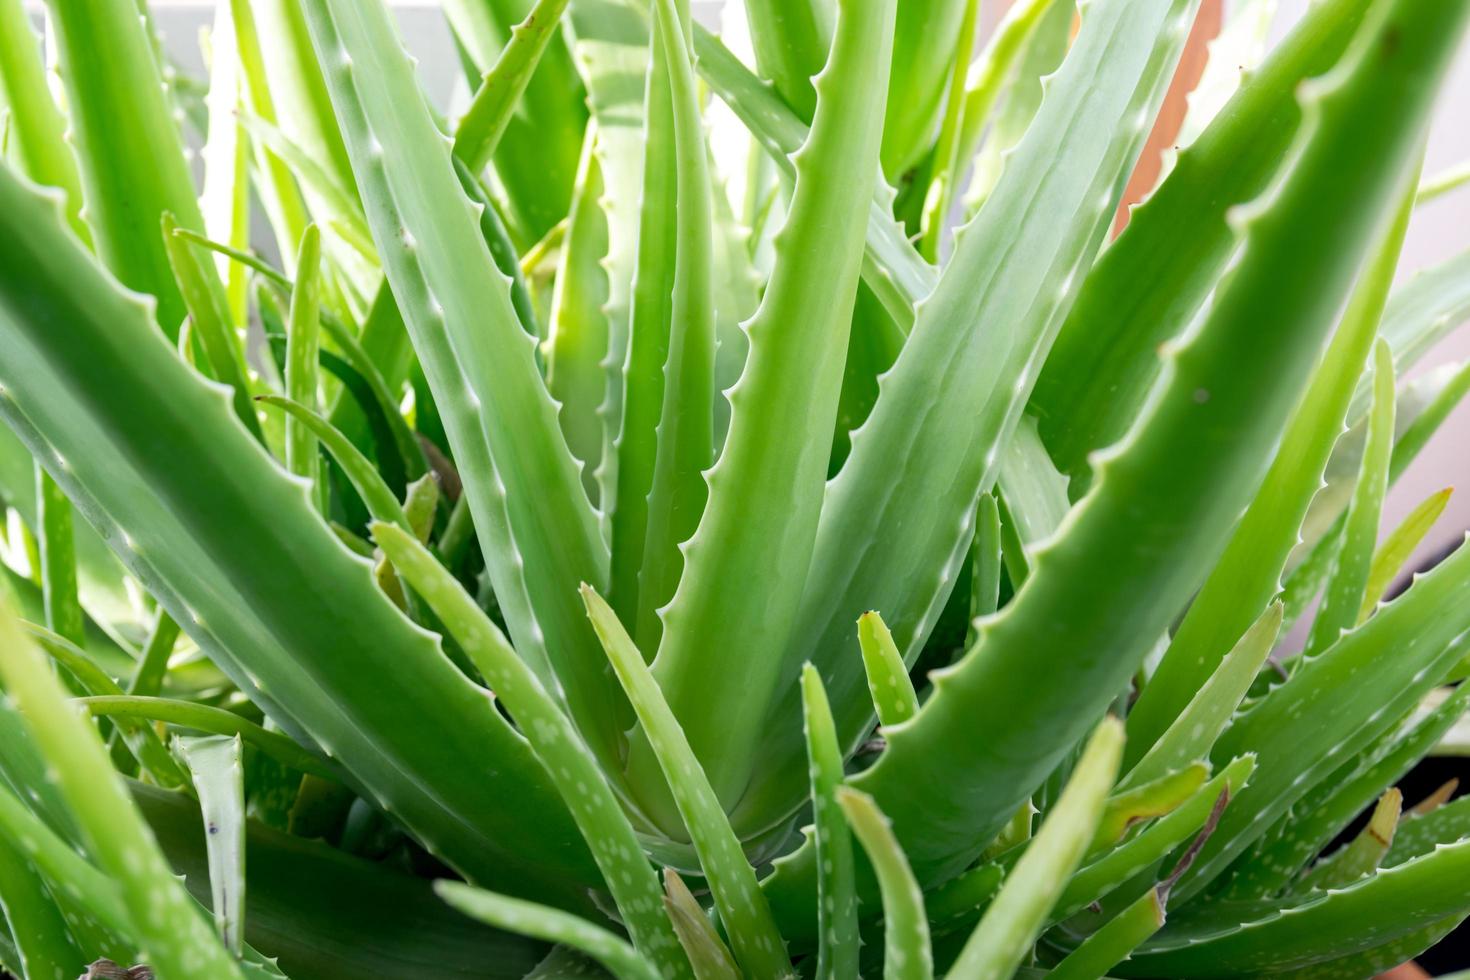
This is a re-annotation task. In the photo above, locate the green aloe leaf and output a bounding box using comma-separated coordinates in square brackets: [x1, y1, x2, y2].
[1031, 0, 1373, 479]
[634, 0, 718, 650]
[77, 696, 340, 782]
[639, 0, 898, 811]
[1124, 605, 1280, 791]
[1183, 542, 1470, 898]
[1358, 487, 1453, 623]
[883, 0, 971, 178]
[802, 665, 859, 980]
[201, 1, 253, 324]
[1125, 155, 1416, 756]
[739, 0, 831, 119]
[663, 870, 740, 980]
[1049, 889, 1165, 980]
[816, 0, 1457, 909]
[948, 718, 1124, 980]
[283, 227, 325, 503]
[174, 735, 248, 955]
[440, 0, 586, 245]
[1290, 787, 1401, 894]
[1127, 838, 1470, 977]
[298, 0, 623, 767]
[453, 0, 574, 174]
[837, 787, 932, 980]
[1235, 680, 1470, 897]
[859, 612, 919, 728]
[0, 835, 84, 980]
[1092, 764, 1209, 855]
[437, 882, 659, 980]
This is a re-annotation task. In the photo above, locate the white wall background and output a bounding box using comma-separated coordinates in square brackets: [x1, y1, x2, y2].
[134, 1, 1470, 573]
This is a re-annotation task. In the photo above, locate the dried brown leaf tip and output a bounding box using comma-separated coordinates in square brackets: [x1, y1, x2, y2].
[80, 960, 155, 980]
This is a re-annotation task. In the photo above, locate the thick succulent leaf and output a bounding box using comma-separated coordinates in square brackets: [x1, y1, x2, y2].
[663, 870, 740, 980]
[640, 0, 898, 810]
[802, 666, 859, 980]
[739, 0, 831, 118]
[837, 788, 932, 980]
[41, 0, 204, 334]
[1184, 540, 1470, 898]
[1126, 839, 1470, 977]
[634, 0, 718, 650]
[1031, 0, 1372, 479]
[35, 463, 83, 647]
[454, 0, 574, 174]
[440, 0, 586, 244]
[0, 599, 246, 978]
[0, 166, 598, 901]
[916, 0, 981, 262]
[607, 11, 680, 630]
[1092, 765, 1209, 855]
[283, 227, 325, 500]
[1387, 795, 1470, 868]
[948, 719, 1123, 980]
[744, 0, 1203, 844]
[174, 735, 248, 955]
[545, 127, 609, 500]
[859, 612, 919, 728]
[1290, 788, 1400, 894]
[1127, 176, 1413, 754]
[438, 882, 659, 980]
[78, 696, 341, 782]
[298, 0, 624, 767]
[562, 0, 648, 522]
[689, 24, 936, 337]
[584, 588, 790, 979]
[1358, 487, 1453, 623]
[1266, 915, 1464, 980]
[373, 524, 689, 978]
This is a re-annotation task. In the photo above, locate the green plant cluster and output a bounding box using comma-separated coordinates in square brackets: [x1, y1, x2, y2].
[0, 0, 1469, 976]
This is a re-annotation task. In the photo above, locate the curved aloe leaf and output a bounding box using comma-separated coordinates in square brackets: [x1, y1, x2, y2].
[1031, 0, 1373, 478]
[1127, 171, 1415, 756]
[1049, 889, 1165, 980]
[802, 665, 859, 980]
[639, 0, 898, 809]
[1183, 544, 1470, 898]
[663, 870, 740, 980]
[858, 612, 919, 728]
[837, 788, 932, 980]
[634, 0, 718, 650]
[0, 0, 86, 242]
[437, 881, 659, 980]
[1302, 339, 1396, 658]
[1358, 487, 1453, 623]
[298, 0, 624, 767]
[0, 835, 84, 980]
[174, 735, 248, 954]
[853, 0, 1455, 898]
[0, 165, 599, 902]
[453, 0, 574, 174]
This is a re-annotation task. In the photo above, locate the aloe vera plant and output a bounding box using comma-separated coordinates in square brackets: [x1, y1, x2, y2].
[0, 0, 1468, 975]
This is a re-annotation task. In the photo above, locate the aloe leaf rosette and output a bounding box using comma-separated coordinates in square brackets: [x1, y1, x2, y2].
[0, 0, 1465, 976]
